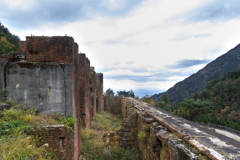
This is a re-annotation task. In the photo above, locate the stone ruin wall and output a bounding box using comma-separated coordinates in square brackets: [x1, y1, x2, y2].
[0, 36, 104, 160]
[104, 96, 122, 115]
[104, 97, 240, 160]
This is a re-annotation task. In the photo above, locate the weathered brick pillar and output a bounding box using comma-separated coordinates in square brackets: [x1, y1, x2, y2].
[72, 51, 81, 160]
[96, 73, 104, 112]
[90, 67, 97, 120]
[78, 54, 91, 129]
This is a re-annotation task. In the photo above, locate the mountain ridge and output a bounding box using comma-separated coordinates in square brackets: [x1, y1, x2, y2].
[152, 43, 240, 102]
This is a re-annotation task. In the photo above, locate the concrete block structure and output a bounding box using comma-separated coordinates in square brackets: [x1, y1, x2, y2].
[0, 36, 104, 160]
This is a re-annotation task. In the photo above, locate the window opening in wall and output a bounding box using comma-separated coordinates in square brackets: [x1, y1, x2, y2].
[48, 86, 51, 94]
[96, 99, 99, 112]
[152, 139, 162, 153]
[59, 137, 65, 152]
[29, 50, 34, 54]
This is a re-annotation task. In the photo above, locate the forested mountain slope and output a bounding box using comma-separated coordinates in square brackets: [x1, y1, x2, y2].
[173, 69, 240, 130]
[0, 22, 19, 54]
[152, 43, 240, 102]
[194, 69, 240, 115]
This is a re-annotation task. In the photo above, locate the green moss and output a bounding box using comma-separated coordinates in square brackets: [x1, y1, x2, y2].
[137, 131, 146, 140]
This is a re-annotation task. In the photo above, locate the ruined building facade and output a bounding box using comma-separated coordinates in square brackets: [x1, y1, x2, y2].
[0, 36, 104, 159]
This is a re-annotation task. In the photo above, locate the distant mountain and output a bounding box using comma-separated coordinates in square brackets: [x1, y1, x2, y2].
[152, 43, 240, 102]
[0, 22, 20, 54]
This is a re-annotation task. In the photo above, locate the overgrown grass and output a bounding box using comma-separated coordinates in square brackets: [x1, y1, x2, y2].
[0, 133, 52, 160]
[0, 106, 75, 160]
[81, 111, 140, 160]
[93, 111, 122, 131]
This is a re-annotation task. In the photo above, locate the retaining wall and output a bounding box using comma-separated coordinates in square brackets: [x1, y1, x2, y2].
[105, 97, 240, 160]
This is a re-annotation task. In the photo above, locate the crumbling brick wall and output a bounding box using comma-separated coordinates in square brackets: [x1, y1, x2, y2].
[28, 124, 74, 160]
[104, 96, 122, 115]
[18, 41, 26, 53]
[25, 36, 76, 63]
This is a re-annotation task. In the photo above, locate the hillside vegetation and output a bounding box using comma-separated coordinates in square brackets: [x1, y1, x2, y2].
[152, 43, 240, 102]
[0, 22, 20, 54]
[158, 69, 240, 131]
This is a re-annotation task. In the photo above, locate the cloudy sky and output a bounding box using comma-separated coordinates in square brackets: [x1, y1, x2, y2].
[1, 0, 240, 97]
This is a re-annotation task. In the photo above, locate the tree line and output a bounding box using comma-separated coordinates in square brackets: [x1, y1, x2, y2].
[105, 88, 135, 98]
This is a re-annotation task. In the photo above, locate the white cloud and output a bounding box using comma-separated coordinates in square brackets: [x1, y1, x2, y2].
[104, 69, 154, 76]
[104, 79, 177, 91]
[2, 0, 36, 9]
[102, 0, 124, 10]
[11, 0, 240, 96]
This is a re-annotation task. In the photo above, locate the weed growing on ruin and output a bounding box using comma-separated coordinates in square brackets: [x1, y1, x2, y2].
[59, 116, 76, 130]
[1, 88, 8, 101]
[138, 131, 146, 140]
[81, 111, 140, 160]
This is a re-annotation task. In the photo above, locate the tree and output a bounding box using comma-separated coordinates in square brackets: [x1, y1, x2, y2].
[117, 90, 135, 98]
[141, 94, 155, 105]
[105, 88, 115, 96]
[160, 92, 170, 104]
[174, 99, 214, 121]
[155, 92, 172, 111]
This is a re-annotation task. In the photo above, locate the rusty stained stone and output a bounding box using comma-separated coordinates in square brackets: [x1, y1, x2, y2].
[155, 130, 172, 145]
[144, 117, 154, 124]
[130, 118, 137, 123]
[124, 132, 129, 136]
[109, 131, 115, 137]
[176, 144, 197, 160]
